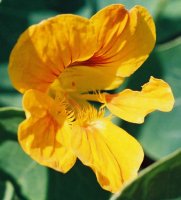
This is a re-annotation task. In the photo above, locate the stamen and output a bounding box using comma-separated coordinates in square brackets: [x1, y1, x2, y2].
[53, 93, 75, 125]
[81, 90, 107, 104]
[75, 104, 105, 126]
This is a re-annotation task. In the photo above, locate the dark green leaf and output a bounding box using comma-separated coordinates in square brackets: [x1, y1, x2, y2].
[155, 0, 181, 43]
[0, 107, 24, 140]
[0, 179, 19, 200]
[0, 108, 48, 200]
[0, 141, 48, 200]
[112, 149, 181, 200]
[47, 161, 110, 200]
[0, 64, 22, 107]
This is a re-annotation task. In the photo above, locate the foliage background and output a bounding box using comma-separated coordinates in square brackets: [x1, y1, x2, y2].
[0, 0, 181, 199]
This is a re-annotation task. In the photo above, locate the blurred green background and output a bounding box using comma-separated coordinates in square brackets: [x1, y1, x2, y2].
[0, 0, 181, 199]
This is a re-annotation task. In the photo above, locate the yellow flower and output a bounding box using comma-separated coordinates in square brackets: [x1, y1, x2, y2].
[8, 4, 174, 192]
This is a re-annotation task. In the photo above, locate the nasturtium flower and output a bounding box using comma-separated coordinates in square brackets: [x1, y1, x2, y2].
[8, 4, 174, 192]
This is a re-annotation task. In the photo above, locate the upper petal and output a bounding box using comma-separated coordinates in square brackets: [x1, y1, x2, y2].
[71, 108, 143, 192]
[90, 4, 129, 56]
[105, 77, 174, 123]
[9, 14, 97, 93]
[90, 4, 156, 77]
[19, 89, 76, 173]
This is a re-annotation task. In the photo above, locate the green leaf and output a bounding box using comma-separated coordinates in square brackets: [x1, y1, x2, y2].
[112, 149, 181, 200]
[0, 107, 25, 140]
[0, 179, 19, 200]
[138, 38, 181, 159]
[0, 141, 48, 200]
[0, 108, 48, 200]
[47, 161, 110, 200]
[0, 63, 22, 107]
[155, 0, 181, 43]
[0, 180, 6, 200]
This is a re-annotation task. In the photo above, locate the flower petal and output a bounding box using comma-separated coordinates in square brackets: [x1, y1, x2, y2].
[90, 4, 129, 57]
[105, 77, 174, 123]
[19, 89, 76, 173]
[90, 4, 156, 77]
[9, 15, 97, 93]
[58, 65, 124, 93]
[71, 118, 143, 192]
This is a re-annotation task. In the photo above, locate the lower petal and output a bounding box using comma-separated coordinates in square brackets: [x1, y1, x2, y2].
[71, 118, 143, 192]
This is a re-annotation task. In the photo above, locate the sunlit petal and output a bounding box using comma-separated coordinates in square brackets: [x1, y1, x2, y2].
[71, 107, 143, 192]
[9, 15, 97, 93]
[105, 77, 174, 123]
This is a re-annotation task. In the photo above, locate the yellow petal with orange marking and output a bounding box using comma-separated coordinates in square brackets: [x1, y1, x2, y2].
[19, 89, 76, 173]
[90, 5, 156, 77]
[105, 77, 174, 123]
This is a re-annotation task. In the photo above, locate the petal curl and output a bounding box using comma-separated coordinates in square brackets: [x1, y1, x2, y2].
[19, 89, 76, 172]
[71, 117, 143, 192]
[9, 15, 97, 93]
[90, 4, 156, 77]
[105, 77, 174, 123]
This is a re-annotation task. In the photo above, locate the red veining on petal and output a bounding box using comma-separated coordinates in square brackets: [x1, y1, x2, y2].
[68, 54, 111, 67]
